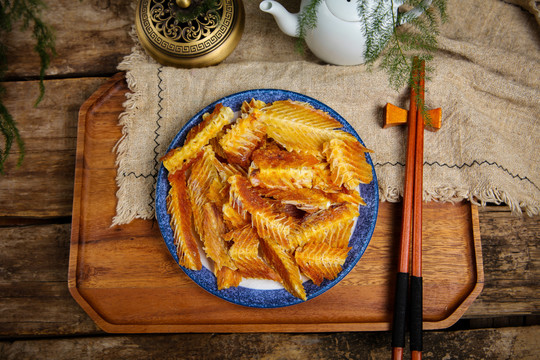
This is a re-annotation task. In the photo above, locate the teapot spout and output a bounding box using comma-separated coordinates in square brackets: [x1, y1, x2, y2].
[259, 1, 299, 38]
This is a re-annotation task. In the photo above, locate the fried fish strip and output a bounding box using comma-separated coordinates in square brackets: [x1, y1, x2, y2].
[259, 100, 356, 158]
[249, 147, 320, 190]
[323, 138, 373, 190]
[222, 202, 250, 230]
[260, 187, 335, 212]
[187, 146, 223, 235]
[295, 242, 350, 286]
[162, 104, 233, 174]
[241, 99, 266, 114]
[260, 236, 306, 300]
[219, 109, 267, 167]
[228, 175, 297, 251]
[214, 265, 242, 290]
[201, 202, 237, 270]
[327, 188, 366, 207]
[290, 203, 359, 249]
[166, 170, 202, 271]
[225, 225, 281, 281]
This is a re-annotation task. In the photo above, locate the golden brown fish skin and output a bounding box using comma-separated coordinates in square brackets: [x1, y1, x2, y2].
[262, 100, 342, 130]
[260, 188, 335, 212]
[251, 147, 320, 169]
[187, 146, 223, 235]
[219, 109, 267, 167]
[222, 202, 251, 231]
[311, 163, 343, 193]
[212, 156, 247, 182]
[323, 138, 373, 190]
[225, 225, 281, 282]
[248, 147, 321, 190]
[290, 203, 359, 249]
[227, 174, 268, 219]
[267, 200, 306, 220]
[162, 103, 234, 174]
[166, 170, 202, 271]
[295, 242, 350, 286]
[201, 202, 237, 271]
[326, 188, 366, 207]
[214, 265, 242, 290]
[228, 175, 297, 251]
[241, 99, 266, 114]
[259, 100, 357, 158]
[259, 236, 307, 301]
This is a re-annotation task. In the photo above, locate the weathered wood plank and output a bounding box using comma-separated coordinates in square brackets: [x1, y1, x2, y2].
[0, 224, 100, 337]
[0, 326, 538, 359]
[3, 0, 134, 79]
[0, 206, 538, 337]
[465, 206, 540, 317]
[0, 77, 109, 217]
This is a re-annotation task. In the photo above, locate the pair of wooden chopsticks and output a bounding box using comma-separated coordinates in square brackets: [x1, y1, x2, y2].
[391, 58, 425, 360]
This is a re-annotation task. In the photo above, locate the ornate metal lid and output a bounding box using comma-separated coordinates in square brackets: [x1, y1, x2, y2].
[135, 0, 245, 68]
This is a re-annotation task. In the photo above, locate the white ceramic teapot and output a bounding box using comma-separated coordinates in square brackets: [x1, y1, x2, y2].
[260, 0, 432, 66]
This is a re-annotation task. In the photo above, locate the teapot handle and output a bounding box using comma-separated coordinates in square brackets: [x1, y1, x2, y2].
[398, 0, 433, 25]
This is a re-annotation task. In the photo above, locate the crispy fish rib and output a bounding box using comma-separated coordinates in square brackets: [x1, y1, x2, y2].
[323, 138, 373, 190]
[260, 188, 337, 212]
[327, 188, 366, 207]
[248, 147, 320, 190]
[225, 225, 281, 281]
[162, 104, 234, 174]
[262, 100, 343, 129]
[212, 156, 247, 182]
[166, 170, 202, 271]
[290, 203, 359, 249]
[241, 99, 266, 115]
[228, 175, 296, 251]
[214, 265, 242, 290]
[295, 242, 350, 286]
[260, 236, 306, 300]
[259, 100, 356, 157]
[222, 202, 250, 230]
[219, 109, 267, 167]
[187, 146, 223, 235]
[201, 202, 237, 270]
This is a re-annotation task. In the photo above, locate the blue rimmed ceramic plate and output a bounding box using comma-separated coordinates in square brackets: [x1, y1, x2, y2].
[155, 89, 379, 308]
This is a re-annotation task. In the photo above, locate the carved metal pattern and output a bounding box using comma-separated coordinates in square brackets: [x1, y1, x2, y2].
[140, 0, 234, 56]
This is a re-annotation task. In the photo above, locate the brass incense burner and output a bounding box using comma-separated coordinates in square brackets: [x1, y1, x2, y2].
[135, 0, 245, 68]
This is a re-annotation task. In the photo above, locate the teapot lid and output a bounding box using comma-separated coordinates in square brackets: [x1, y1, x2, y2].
[135, 0, 244, 68]
[325, 0, 362, 22]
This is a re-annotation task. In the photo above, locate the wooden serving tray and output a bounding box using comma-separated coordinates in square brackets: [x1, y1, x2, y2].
[69, 73, 484, 333]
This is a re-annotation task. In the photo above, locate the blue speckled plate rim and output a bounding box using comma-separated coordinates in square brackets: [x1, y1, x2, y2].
[155, 88, 379, 308]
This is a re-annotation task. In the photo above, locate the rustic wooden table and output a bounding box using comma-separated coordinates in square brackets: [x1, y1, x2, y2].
[0, 1, 538, 359]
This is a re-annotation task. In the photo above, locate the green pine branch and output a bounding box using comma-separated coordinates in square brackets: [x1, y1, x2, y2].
[0, 0, 55, 173]
[295, 0, 323, 53]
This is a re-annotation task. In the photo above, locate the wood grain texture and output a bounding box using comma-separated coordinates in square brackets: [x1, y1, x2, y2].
[3, 0, 135, 79]
[0, 78, 108, 217]
[1, 326, 539, 359]
[466, 206, 540, 317]
[0, 224, 100, 337]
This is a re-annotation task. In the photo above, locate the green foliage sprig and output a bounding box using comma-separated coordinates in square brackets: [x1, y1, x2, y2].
[295, 0, 323, 53]
[175, 0, 220, 23]
[297, 0, 447, 91]
[0, 0, 56, 173]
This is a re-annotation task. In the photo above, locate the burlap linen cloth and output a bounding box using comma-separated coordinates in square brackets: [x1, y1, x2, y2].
[112, 0, 540, 225]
